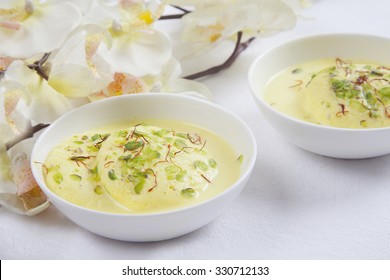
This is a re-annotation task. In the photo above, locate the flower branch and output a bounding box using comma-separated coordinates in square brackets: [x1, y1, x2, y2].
[184, 31, 255, 80]
[159, 5, 191, 20]
[5, 123, 49, 151]
[27, 53, 50, 81]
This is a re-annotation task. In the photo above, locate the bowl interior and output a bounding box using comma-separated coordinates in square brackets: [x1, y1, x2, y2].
[31, 93, 257, 213]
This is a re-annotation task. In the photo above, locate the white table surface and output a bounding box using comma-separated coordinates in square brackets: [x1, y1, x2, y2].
[2, 0, 390, 260]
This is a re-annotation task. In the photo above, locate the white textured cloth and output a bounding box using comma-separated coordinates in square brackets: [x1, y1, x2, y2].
[1, 0, 390, 259]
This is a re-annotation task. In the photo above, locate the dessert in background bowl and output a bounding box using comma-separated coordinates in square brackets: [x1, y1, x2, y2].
[249, 33, 390, 159]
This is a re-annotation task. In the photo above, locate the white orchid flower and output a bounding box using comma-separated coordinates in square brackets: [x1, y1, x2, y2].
[48, 24, 114, 98]
[0, 0, 82, 59]
[0, 137, 49, 216]
[175, 0, 297, 54]
[0, 81, 30, 141]
[90, 57, 211, 101]
[143, 58, 212, 99]
[1, 60, 76, 125]
[0, 56, 13, 72]
[83, 0, 172, 77]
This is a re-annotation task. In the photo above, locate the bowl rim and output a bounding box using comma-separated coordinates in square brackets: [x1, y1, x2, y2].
[248, 32, 390, 132]
[31, 93, 257, 217]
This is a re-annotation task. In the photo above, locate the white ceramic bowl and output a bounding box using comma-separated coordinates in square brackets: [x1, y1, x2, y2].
[249, 33, 390, 159]
[30, 93, 257, 242]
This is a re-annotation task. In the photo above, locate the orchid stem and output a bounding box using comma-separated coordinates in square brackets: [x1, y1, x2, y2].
[159, 5, 191, 20]
[184, 32, 255, 80]
[5, 123, 49, 151]
[27, 53, 50, 81]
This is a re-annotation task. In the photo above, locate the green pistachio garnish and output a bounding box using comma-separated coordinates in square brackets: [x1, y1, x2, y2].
[94, 185, 104, 195]
[53, 172, 63, 184]
[91, 134, 100, 142]
[134, 178, 145, 194]
[165, 165, 180, 173]
[108, 170, 117, 180]
[175, 133, 187, 139]
[181, 188, 196, 198]
[125, 140, 143, 151]
[117, 130, 128, 137]
[378, 87, 390, 98]
[292, 68, 302, 74]
[119, 154, 132, 161]
[153, 129, 168, 137]
[237, 154, 244, 165]
[193, 160, 208, 171]
[176, 170, 187, 182]
[174, 139, 187, 149]
[87, 145, 100, 152]
[208, 159, 217, 168]
[70, 174, 82, 181]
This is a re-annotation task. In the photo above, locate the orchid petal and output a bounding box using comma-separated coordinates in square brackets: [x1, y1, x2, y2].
[0, 2, 82, 58]
[3, 60, 74, 124]
[0, 82, 30, 137]
[98, 29, 172, 76]
[142, 58, 212, 99]
[0, 137, 49, 216]
[167, 79, 212, 100]
[48, 63, 103, 98]
[178, 0, 297, 56]
[48, 24, 113, 97]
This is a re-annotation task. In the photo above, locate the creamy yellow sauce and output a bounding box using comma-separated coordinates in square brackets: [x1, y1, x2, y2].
[264, 58, 390, 128]
[44, 120, 241, 214]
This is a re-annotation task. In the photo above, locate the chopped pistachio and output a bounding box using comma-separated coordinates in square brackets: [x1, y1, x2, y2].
[153, 129, 168, 137]
[91, 134, 100, 142]
[174, 139, 187, 149]
[181, 188, 196, 198]
[94, 185, 104, 195]
[53, 172, 63, 184]
[175, 132, 187, 139]
[90, 165, 98, 175]
[70, 174, 82, 181]
[142, 147, 160, 161]
[165, 165, 180, 174]
[125, 140, 143, 151]
[237, 154, 244, 165]
[292, 68, 302, 74]
[176, 170, 187, 182]
[193, 160, 208, 171]
[117, 130, 128, 137]
[119, 154, 132, 161]
[378, 87, 390, 98]
[208, 159, 217, 168]
[108, 170, 117, 180]
[349, 100, 366, 112]
[134, 180, 145, 194]
[87, 145, 100, 152]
